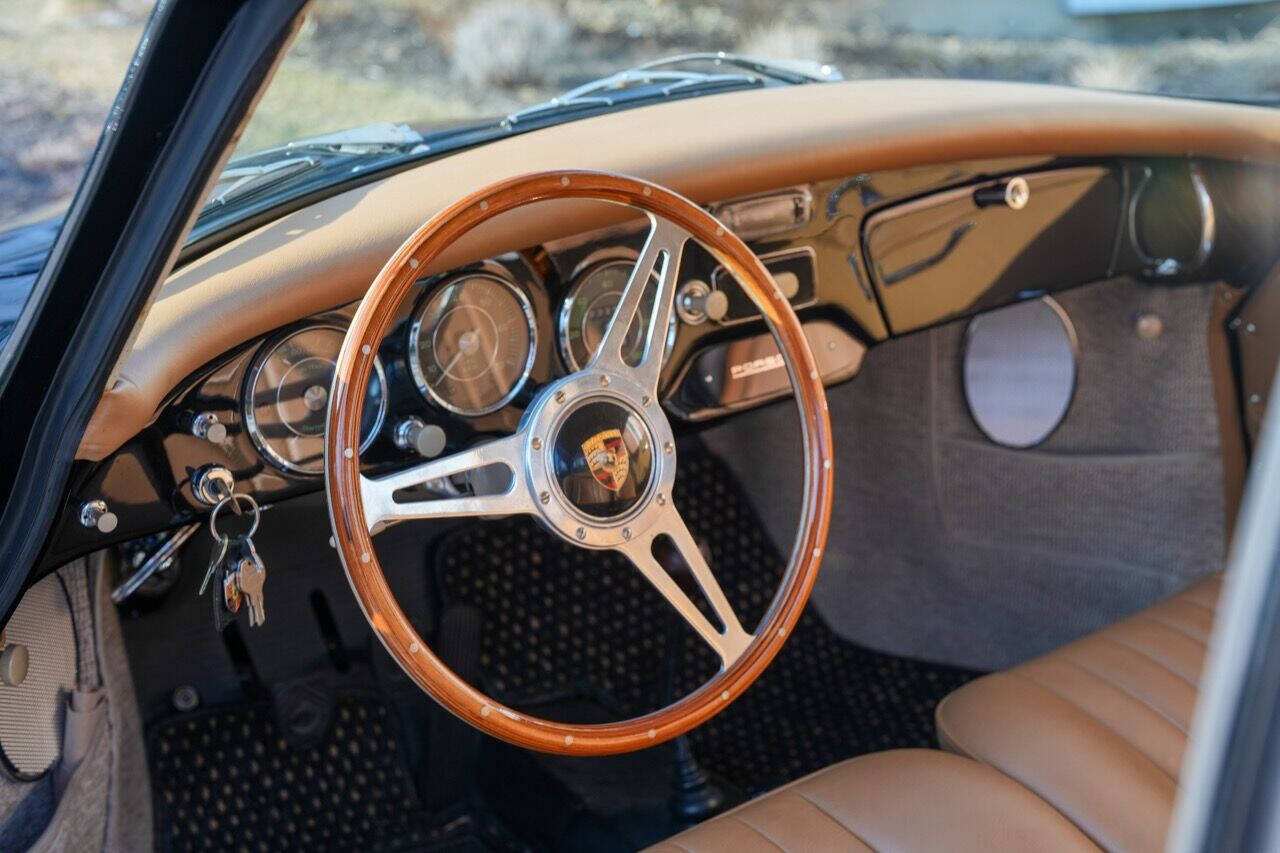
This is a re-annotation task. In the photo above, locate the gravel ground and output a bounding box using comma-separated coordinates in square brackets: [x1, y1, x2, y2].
[0, 69, 106, 223]
[2, 0, 1278, 228]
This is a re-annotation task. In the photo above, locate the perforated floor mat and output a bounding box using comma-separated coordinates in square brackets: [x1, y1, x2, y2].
[437, 448, 981, 794]
[148, 694, 527, 853]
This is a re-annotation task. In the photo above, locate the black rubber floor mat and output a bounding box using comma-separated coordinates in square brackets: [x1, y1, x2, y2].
[437, 448, 981, 795]
[148, 694, 527, 853]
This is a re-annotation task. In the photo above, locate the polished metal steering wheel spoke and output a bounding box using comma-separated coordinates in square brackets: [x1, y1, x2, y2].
[358, 431, 531, 530]
[617, 504, 753, 668]
[587, 214, 688, 394]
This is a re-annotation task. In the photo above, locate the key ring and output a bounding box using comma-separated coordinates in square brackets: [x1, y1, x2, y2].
[209, 493, 260, 540]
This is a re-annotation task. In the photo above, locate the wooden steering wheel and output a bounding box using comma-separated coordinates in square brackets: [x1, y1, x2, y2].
[326, 170, 833, 755]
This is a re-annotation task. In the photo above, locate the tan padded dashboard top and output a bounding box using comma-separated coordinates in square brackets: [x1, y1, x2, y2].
[75, 78, 1280, 461]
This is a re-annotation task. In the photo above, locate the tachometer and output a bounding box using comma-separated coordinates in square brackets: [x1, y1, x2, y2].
[244, 325, 387, 475]
[408, 273, 537, 416]
[558, 259, 667, 371]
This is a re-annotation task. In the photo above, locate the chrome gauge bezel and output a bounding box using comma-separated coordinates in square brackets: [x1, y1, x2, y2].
[407, 271, 538, 417]
[557, 257, 677, 372]
[243, 323, 388, 476]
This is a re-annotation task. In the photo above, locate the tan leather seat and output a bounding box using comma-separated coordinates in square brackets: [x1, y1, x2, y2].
[649, 575, 1220, 852]
[936, 574, 1222, 853]
[646, 749, 1098, 852]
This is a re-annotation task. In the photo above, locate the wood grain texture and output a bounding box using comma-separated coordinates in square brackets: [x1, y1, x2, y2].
[325, 170, 833, 755]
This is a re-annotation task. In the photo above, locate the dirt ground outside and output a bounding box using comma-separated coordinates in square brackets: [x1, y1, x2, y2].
[2, 0, 1279, 225]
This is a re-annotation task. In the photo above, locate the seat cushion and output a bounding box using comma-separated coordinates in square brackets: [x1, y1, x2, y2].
[645, 749, 1098, 852]
[936, 574, 1222, 853]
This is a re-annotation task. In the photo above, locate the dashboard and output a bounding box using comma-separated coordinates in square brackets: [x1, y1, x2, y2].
[43, 152, 1280, 568]
[216, 204, 855, 477]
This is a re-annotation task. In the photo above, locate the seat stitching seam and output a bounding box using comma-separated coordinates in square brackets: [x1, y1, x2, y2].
[1135, 612, 1207, 645]
[790, 791, 877, 851]
[935, 693, 982, 761]
[729, 816, 786, 852]
[1007, 670, 1178, 784]
[1176, 596, 1218, 617]
[1091, 634, 1198, 689]
[1097, 628, 1200, 684]
[1050, 653, 1189, 736]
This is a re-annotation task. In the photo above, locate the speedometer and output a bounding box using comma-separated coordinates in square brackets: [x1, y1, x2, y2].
[558, 259, 668, 371]
[244, 325, 387, 475]
[408, 273, 537, 416]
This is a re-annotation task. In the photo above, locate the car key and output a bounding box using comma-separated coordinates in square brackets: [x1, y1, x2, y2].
[211, 534, 258, 631]
[199, 532, 229, 596]
[237, 549, 267, 627]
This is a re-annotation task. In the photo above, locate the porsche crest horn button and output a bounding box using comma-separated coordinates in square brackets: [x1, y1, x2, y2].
[581, 428, 629, 492]
[550, 399, 654, 519]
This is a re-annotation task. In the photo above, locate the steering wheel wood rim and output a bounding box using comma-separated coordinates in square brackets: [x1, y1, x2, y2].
[326, 170, 833, 755]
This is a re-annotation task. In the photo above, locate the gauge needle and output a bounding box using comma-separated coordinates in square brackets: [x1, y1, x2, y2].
[439, 349, 464, 377]
[439, 329, 481, 376]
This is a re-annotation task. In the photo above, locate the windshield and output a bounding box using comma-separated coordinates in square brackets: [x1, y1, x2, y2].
[194, 0, 1280, 245]
[234, 0, 1280, 161]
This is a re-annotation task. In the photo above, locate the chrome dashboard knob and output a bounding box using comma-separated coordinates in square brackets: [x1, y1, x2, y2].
[79, 500, 118, 534]
[190, 411, 227, 444]
[973, 176, 1030, 210]
[394, 417, 446, 458]
[677, 280, 728, 325]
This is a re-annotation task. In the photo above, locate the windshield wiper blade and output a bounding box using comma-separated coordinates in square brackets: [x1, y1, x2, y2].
[206, 157, 321, 207]
[501, 52, 839, 128]
[506, 70, 768, 126]
[347, 55, 839, 156]
[636, 52, 841, 85]
[233, 123, 426, 163]
[204, 123, 427, 210]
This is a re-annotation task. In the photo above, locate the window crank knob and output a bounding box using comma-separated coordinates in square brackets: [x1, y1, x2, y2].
[394, 417, 446, 458]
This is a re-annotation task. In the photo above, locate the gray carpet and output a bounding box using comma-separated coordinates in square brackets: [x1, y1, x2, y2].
[702, 277, 1226, 670]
